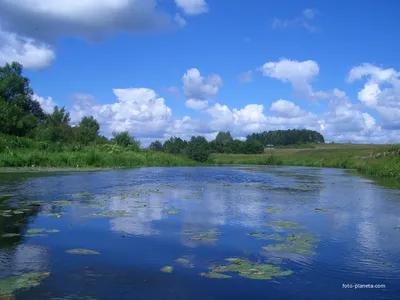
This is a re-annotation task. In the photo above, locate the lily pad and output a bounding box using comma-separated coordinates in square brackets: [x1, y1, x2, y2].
[27, 228, 46, 234]
[264, 221, 303, 229]
[71, 192, 91, 198]
[200, 272, 231, 279]
[25, 234, 48, 238]
[12, 210, 24, 215]
[209, 257, 293, 280]
[263, 243, 316, 255]
[248, 232, 267, 239]
[65, 249, 100, 255]
[52, 200, 77, 207]
[0, 272, 50, 295]
[45, 229, 60, 233]
[314, 208, 331, 213]
[167, 209, 181, 215]
[192, 231, 220, 242]
[265, 258, 283, 265]
[175, 258, 194, 268]
[1, 233, 20, 238]
[160, 266, 173, 273]
[42, 212, 66, 217]
[266, 207, 283, 213]
[0, 214, 12, 218]
[88, 210, 130, 218]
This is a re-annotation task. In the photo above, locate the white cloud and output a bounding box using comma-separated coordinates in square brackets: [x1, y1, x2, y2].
[272, 8, 319, 33]
[270, 99, 308, 118]
[174, 13, 187, 28]
[259, 59, 319, 99]
[175, 0, 209, 16]
[182, 68, 222, 110]
[0, 28, 55, 71]
[185, 99, 208, 110]
[238, 71, 253, 83]
[32, 94, 57, 114]
[348, 63, 400, 129]
[0, 0, 198, 70]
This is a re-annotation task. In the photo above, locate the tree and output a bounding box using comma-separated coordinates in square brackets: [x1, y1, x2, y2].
[75, 116, 100, 144]
[243, 139, 264, 154]
[186, 136, 210, 162]
[112, 131, 140, 150]
[149, 140, 163, 151]
[36, 106, 73, 142]
[213, 131, 233, 153]
[0, 62, 45, 136]
[163, 137, 188, 154]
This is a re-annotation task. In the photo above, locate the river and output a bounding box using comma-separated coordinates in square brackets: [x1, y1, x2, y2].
[0, 166, 399, 300]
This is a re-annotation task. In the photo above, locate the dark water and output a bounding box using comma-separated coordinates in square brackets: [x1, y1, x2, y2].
[1, 166, 400, 300]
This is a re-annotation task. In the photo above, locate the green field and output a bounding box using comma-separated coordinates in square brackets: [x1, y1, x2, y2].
[209, 143, 400, 180]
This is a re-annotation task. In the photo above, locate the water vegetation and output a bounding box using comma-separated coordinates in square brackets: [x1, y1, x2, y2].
[264, 221, 303, 229]
[0, 272, 50, 296]
[209, 257, 293, 280]
[262, 233, 319, 255]
[200, 272, 231, 279]
[87, 210, 131, 218]
[65, 249, 100, 255]
[160, 266, 173, 273]
[175, 258, 194, 268]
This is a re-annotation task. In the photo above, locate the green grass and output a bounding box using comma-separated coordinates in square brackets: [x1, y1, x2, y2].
[209, 143, 400, 180]
[0, 148, 198, 169]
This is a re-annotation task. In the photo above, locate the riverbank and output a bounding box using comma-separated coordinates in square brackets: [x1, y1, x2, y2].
[1, 143, 399, 181]
[209, 143, 400, 181]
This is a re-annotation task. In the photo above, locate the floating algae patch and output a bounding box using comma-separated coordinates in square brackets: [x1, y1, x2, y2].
[45, 229, 60, 233]
[262, 233, 319, 255]
[0, 272, 50, 296]
[27, 228, 46, 234]
[266, 207, 283, 213]
[1, 233, 20, 238]
[71, 192, 91, 198]
[209, 257, 293, 280]
[51, 200, 77, 207]
[175, 258, 194, 268]
[248, 232, 267, 239]
[65, 249, 100, 255]
[265, 258, 283, 265]
[192, 231, 220, 242]
[264, 221, 303, 229]
[88, 210, 131, 218]
[42, 212, 66, 217]
[160, 266, 173, 273]
[200, 272, 231, 279]
[314, 208, 332, 213]
[167, 209, 181, 215]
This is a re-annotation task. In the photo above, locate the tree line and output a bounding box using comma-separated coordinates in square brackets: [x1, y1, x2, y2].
[0, 62, 326, 163]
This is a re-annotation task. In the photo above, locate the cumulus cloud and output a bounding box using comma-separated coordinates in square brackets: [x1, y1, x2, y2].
[182, 68, 222, 110]
[238, 71, 253, 83]
[175, 0, 209, 16]
[348, 63, 400, 129]
[0, 28, 55, 70]
[270, 100, 308, 118]
[272, 8, 319, 33]
[0, 0, 207, 69]
[32, 94, 57, 114]
[259, 58, 319, 99]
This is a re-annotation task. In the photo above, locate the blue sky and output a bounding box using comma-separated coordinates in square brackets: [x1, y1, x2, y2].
[1, 0, 399, 144]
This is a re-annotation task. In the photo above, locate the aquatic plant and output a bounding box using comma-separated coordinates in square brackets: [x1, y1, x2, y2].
[160, 266, 173, 273]
[167, 209, 181, 215]
[264, 221, 303, 229]
[209, 257, 293, 280]
[200, 272, 231, 279]
[26, 228, 45, 234]
[0, 272, 50, 296]
[65, 249, 100, 255]
[1, 233, 20, 238]
[262, 233, 319, 255]
[175, 258, 194, 268]
[88, 210, 131, 218]
[266, 207, 283, 213]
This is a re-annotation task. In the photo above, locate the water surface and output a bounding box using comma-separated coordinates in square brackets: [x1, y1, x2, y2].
[1, 166, 399, 300]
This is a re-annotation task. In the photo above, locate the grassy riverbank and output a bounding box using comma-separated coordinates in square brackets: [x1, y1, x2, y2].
[209, 143, 400, 180]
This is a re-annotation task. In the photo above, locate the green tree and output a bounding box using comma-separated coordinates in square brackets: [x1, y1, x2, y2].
[186, 136, 210, 162]
[243, 139, 264, 154]
[149, 140, 163, 151]
[163, 137, 188, 154]
[112, 131, 140, 151]
[75, 116, 100, 144]
[213, 131, 234, 153]
[0, 62, 45, 136]
[36, 106, 73, 142]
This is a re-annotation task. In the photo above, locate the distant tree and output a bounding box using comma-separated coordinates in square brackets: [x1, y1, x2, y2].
[213, 131, 234, 153]
[247, 129, 325, 146]
[149, 140, 163, 151]
[243, 139, 264, 154]
[75, 116, 100, 144]
[36, 106, 73, 142]
[163, 137, 188, 154]
[112, 131, 135, 147]
[186, 136, 210, 162]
